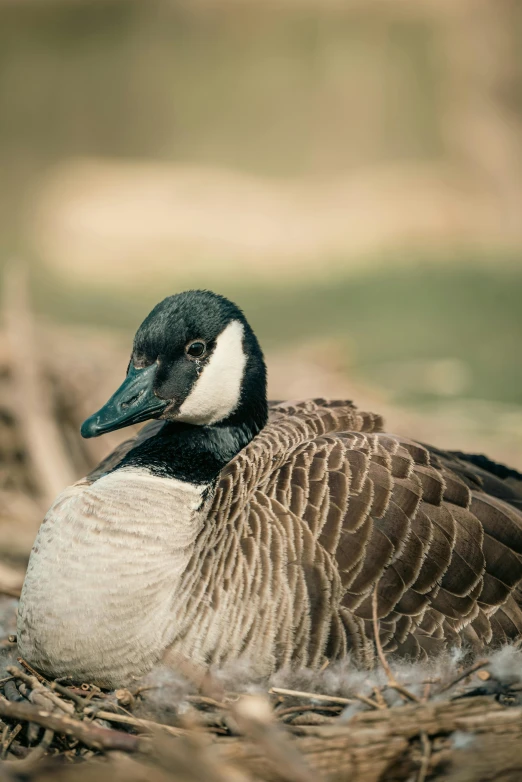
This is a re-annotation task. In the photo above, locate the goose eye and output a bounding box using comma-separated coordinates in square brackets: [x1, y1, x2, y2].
[186, 340, 206, 359]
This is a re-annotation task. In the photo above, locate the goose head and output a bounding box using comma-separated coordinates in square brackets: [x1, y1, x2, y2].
[81, 290, 268, 444]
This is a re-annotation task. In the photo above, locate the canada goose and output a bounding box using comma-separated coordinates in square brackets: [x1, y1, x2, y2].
[18, 290, 522, 688]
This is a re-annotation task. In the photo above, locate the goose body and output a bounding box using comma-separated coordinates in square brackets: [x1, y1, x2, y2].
[18, 291, 522, 687]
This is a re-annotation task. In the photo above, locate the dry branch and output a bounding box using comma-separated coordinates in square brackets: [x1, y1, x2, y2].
[269, 687, 354, 706]
[216, 696, 518, 782]
[437, 658, 489, 694]
[7, 666, 74, 713]
[83, 709, 188, 738]
[0, 697, 144, 753]
[3, 263, 76, 506]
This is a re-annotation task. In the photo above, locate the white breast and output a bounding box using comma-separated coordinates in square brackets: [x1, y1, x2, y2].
[17, 468, 209, 687]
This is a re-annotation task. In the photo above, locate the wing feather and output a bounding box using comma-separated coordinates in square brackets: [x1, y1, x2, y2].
[206, 399, 522, 666]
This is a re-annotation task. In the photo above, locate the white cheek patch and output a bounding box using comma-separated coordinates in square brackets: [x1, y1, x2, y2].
[177, 320, 247, 425]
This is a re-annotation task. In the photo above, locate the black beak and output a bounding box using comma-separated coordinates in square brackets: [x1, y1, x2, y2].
[81, 363, 168, 438]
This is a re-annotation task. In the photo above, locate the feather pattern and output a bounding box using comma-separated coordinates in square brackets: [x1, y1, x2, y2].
[198, 399, 522, 668]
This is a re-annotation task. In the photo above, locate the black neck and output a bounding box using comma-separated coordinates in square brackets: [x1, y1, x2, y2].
[115, 416, 263, 485]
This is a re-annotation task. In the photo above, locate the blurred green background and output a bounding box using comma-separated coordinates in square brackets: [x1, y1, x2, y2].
[0, 0, 521, 467]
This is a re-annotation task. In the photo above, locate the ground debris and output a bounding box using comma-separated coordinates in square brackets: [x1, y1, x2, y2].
[0, 622, 521, 782]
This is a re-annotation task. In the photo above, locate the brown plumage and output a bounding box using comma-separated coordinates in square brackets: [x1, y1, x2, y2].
[91, 398, 522, 670]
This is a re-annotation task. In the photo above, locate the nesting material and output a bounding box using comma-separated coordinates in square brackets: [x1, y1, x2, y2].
[0, 592, 522, 781]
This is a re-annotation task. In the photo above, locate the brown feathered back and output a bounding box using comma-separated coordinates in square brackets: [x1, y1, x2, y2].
[205, 399, 522, 667]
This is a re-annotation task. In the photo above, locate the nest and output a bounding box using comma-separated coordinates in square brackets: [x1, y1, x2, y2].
[1, 603, 522, 782]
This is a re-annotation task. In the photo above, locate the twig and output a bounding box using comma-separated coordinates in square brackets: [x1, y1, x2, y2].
[17, 658, 48, 684]
[417, 731, 432, 782]
[438, 659, 490, 694]
[131, 684, 162, 697]
[372, 584, 396, 684]
[353, 692, 383, 710]
[387, 683, 420, 704]
[372, 687, 387, 709]
[372, 585, 420, 703]
[1, 723, 22, 759]
[3, 263, 76, 506]
[4, 728, 54, 770]
[185, 695, 229, 709]
[84, 709, 187, 738]
[269, 687, 354, 706]
[50, 681, 88, 708]
[276, 704, 343, 718]
[0, 697, 143, 752]
[0, 724, 8, 756]
[7, 666, 74, 714]
[234, 696, 317, 782]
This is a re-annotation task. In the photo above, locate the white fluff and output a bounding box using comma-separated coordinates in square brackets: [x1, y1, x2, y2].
[134, 646, 479, 718]
[451, 731, 476, 750]
[487, 643, 522, 685]
[177, 320, 246, 425]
